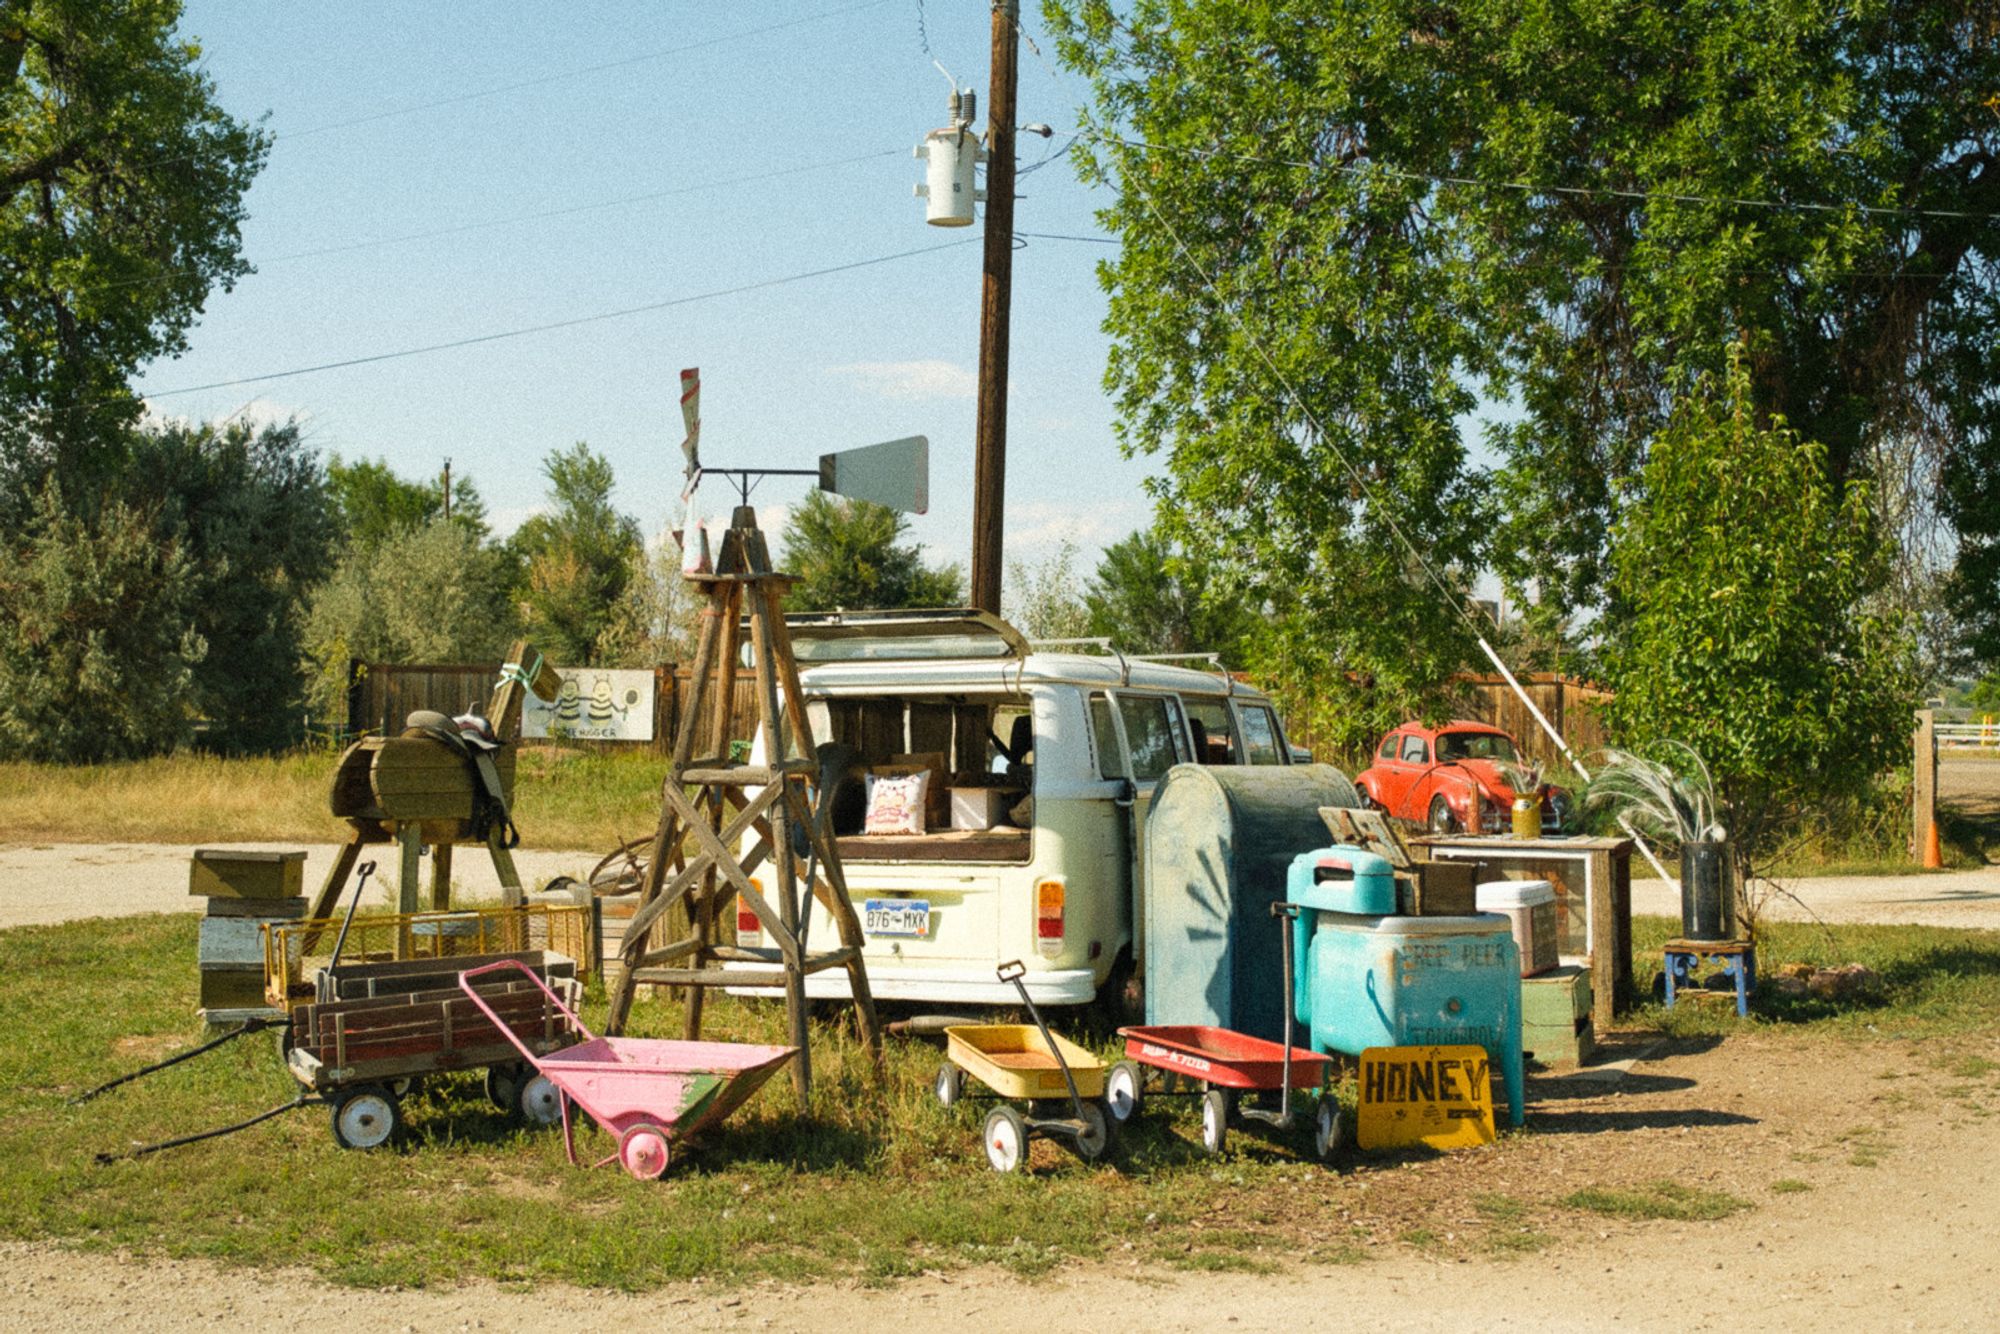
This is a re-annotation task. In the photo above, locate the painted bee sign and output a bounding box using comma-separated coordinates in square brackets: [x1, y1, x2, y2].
[521, 669, 656, 742]
[1356, 1044, 1498, 1152]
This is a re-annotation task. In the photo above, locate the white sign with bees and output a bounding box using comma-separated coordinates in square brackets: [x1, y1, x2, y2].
[520, 669, 656, 742]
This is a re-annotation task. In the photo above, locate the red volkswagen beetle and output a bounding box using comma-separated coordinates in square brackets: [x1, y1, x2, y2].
[1353, 720, 1571, 834]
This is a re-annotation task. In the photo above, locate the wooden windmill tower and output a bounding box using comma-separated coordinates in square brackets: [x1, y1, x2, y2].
[603, 370, 925, 1096]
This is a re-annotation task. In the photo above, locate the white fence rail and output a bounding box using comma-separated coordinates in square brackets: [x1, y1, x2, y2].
[1937, 719, 2000, 750]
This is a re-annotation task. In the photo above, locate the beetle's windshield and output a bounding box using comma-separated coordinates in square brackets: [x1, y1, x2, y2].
[1438, 732, 1517, 762]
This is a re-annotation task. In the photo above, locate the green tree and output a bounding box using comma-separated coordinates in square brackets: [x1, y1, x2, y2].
[1050, 0, 2000, 685]
[0, 482, 204, 760]
[1085, 526, 1259, 665]
[327, 456, 490, 552]
[509, 443, 641, 665]
[128, 417, 338, 752]
[1602, 352, 1918, 858]
[0, 0, 267, 499]
[1005, 538, 1090, 641]
[780, 490, 963, 612]
[300, 518, 519, 720]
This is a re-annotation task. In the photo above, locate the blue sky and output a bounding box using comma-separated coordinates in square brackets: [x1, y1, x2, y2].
[142, 1, 1157, 575]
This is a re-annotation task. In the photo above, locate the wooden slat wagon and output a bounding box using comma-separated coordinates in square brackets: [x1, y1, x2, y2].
[284, 950, 583, 1149]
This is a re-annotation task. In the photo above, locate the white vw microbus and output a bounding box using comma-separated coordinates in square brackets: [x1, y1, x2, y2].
[732, 610, 1302, 1009]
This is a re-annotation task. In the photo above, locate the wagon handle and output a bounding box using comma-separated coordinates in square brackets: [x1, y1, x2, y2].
[456, 958, 595, 1068]
[995, 959, 1085, 1121]
[1270, 901, 1304, 1129]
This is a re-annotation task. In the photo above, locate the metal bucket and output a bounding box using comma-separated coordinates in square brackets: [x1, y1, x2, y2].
[1679, 841, 1734, 941]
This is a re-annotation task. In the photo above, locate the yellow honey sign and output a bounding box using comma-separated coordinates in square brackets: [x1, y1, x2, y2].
[1357, 1044, 1497, 1151]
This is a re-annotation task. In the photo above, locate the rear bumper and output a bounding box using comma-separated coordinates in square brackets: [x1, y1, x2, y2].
[721, 962, 1099, 1007]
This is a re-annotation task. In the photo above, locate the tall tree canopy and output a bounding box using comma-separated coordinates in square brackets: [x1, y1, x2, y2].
[1603, 352, 1917, 856]
[511, 443, 641, 665]
[327, 456, 490, 552]
[1050, 1, 1999, 694]
[1086, 525, 1259, 666]
[0, 0, 267, 498]
[781, 491, 963, 613]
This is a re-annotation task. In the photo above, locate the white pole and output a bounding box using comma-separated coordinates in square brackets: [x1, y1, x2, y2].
[1477, 636, 1677, 884]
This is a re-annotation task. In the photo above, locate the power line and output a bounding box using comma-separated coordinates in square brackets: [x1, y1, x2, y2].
[74, 148, 908, 297]
[1083, 130, 2000, 225]
[140, 237, 979, 401]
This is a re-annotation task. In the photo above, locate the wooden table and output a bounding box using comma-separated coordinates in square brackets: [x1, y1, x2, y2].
[1409, 835, 1635, 1034]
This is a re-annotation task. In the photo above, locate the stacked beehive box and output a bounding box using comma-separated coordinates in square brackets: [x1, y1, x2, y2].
[191, 849, 308, 1023]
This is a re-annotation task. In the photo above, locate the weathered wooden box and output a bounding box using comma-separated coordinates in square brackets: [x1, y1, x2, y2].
[1522, 964, 1594, 1067]
[189, 849, 306, 900]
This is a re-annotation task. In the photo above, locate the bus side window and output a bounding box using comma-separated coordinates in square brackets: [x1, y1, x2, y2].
[1116, 694, 1186, 783]
[1239, 704, 1285, 765]
[1185, 699, 1235, 764]
[1089, 694, 1126, 779]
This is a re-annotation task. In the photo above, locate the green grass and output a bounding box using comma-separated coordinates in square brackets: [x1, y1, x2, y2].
[0, 913, 1374, 1290]
[1628, 915, 2000, 1039]
[1564, 1181, 1751, 1222]
[0, 747, 666, 849]
[8, 912, 1999, 1290]
[1770, 1178, 1813, 1194]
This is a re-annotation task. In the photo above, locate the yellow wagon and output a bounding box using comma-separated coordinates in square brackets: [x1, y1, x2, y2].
[934, 962, 1115, 1171]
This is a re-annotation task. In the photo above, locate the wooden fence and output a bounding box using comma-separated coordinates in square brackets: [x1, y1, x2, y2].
[347, 660, 758, 757]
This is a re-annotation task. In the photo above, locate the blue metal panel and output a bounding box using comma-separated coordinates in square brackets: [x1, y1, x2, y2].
[1141, 764, 1363, 1039]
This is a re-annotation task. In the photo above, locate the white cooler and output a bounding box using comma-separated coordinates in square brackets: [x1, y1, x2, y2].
[1476, 879, 1559, 977]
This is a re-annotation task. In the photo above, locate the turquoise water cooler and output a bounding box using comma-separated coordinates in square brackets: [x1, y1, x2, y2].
[1286, 845, 1525, 1126]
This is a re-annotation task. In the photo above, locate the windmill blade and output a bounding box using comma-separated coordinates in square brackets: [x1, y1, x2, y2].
[679, 367, 701, 492]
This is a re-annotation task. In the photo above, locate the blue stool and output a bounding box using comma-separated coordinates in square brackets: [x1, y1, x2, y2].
[1663, 939, 1755, 1017]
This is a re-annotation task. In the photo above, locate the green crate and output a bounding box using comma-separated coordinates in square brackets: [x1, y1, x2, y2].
[189, 849, 305, 900]
[1522, 965, 1593, 1067]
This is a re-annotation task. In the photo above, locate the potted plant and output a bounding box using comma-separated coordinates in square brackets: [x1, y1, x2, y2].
[1582, 743, 1734, 940]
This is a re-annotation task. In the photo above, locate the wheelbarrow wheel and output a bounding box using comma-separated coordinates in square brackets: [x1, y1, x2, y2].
[1314, 1098, 1347, 1161]
[1072, 1100, 1112, 1163]
[983, 1105, 1029, 1173]
[1104, 1060, 1144, 1124]
[331, 1085, 400, 1150]
[518, 1073, 562, 1126]
[934, 1062, 965, 1108]
[1199, 1088, 1231, 1156]
[485, 1063, 522, 1113]
[617, 1123, 672, 1180]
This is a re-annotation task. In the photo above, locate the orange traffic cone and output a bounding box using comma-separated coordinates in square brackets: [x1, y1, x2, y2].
[1923, 819, 1943, 870]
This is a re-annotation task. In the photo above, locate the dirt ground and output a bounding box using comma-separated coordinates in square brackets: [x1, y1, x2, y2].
[3, 1029, 1995, 1331]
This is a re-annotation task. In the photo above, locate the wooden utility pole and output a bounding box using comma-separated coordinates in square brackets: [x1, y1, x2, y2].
[1913, 708, 1938, 866]
[970, 0, 1019, 615]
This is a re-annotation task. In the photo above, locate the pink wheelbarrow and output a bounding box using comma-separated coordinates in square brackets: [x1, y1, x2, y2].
[458, 959, 795, 1180]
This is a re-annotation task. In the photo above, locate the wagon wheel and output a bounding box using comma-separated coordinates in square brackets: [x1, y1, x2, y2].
[518, 1073, 563, 1126]
[934, 1062, 965, 1109]
[1426, 796, 1459, 835]
[1104, 1060, 1145, 1124]
[983, 1105, 1030, 1173]
[1073, 1101, 1112, 1164]
[1314, 1098, 1347, 1161]
[617, 1123, 672, 1180]
[1199, 1088, 1231, 1156]
[330, 1085, 401, 1150]
[484, 1064, 522, 1113]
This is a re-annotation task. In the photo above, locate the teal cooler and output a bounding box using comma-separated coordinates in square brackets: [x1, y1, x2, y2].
[1287, 845, 1525, 1126]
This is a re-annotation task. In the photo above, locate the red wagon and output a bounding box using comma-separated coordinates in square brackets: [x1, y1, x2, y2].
[458, 959, 794, 1180]
[1108, 1025, 1341, 1158]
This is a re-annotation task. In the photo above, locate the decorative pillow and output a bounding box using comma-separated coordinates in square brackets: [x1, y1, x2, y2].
[864, 770, 929, 836]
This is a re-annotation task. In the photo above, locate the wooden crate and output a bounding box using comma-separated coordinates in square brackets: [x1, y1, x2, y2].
[190, 849, 306, 900]
[1397, 860, 1479, 916]
[1522, 964, 1594, 1067]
